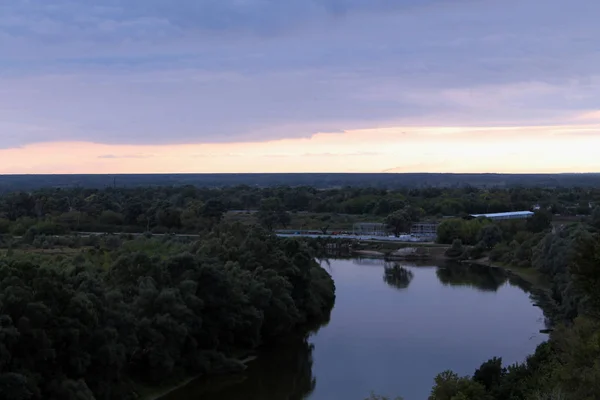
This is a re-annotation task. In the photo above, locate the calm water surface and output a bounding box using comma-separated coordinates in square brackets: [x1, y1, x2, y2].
[164, 259, 546, 400]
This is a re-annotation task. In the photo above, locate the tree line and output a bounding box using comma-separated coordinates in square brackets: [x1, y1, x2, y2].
[3, 173, 600, 191]
[0, 185, 599, 236]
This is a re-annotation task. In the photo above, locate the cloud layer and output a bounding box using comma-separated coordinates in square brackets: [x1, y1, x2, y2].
[1, 0, 600, 150]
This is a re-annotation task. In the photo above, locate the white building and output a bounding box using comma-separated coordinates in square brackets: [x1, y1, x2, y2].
[470, 211, 534, 221]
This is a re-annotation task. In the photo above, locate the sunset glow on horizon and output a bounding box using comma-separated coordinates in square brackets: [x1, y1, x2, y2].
[3, 122, 600, 174]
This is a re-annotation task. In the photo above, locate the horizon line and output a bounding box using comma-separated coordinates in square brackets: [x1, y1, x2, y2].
[1, 172, 600, 176]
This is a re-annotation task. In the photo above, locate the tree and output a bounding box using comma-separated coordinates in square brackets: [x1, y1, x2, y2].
[430, 370, 462, 400]
[467, 241, 487, 260]
[384, 206, 424, 237]
[180, 201, 203, 230]
[201, 199, 226, 228]
[473, 357, 504, 391]
[437, 219, 465, 244]
[257, 198, 290, 231]
[445, 239, 465, 259]
[589, 206, 600, 231]
[0, 219, 9, 234]
[0, 373, 32, 400]
[373, 199, 392, 216]
[429, 371, 489, 400]
[552, 317, 600, 399]
[98, 210, 125, 225]
[386, 211, 411, 237]
[527, 210, 552, 233]
[478, 225, 503, 249]
[569, 231, 600, 317]
[123, 201, 144, 225]
[156, 207, 182, 229]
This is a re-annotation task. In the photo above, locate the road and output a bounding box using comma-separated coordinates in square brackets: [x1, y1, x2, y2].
[17, 231, 432, 244]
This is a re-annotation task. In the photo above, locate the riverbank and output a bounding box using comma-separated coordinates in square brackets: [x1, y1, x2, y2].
[139, 356, 257, 400]
[138, 376, 199, 400]
[353, 242, 449, 260]
[464, 258, 550, 290]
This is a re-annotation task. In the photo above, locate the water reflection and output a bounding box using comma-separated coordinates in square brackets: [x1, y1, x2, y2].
[352, 257, 532, 294]
[164, 301, 333, 400]
[383, 264, 414, 290]
[436, 263, 508, 292]
[353, 257, 388, 266]
[162, 335, 318, 400]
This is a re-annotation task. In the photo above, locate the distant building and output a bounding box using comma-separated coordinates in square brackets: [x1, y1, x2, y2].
[469, 211, 534, 221]
[353, 223, 387, 237]
[410, 223, 438, 240]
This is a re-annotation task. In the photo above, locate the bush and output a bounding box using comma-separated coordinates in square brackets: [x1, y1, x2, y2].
[467, 241, 487, 260]
[98, 210, 125, 225]
[489, 243, 511, 262]
[10, 217, 37, 236]
[0, 218, 10, 234]
[35, 221, 67, 235]
[445, 239, 466, 259]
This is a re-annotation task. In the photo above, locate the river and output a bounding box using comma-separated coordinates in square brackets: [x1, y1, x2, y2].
[162, 259, 547, 400]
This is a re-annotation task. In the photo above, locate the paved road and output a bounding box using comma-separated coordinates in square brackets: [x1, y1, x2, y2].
[17, 231, 432, 244]
[275, 233, 428, 242]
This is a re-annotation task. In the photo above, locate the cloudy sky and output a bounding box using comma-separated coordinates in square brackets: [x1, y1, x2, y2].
[1, 0, 599, 173]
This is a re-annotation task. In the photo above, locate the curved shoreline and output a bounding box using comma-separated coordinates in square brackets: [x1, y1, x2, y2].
[143, 356, 258, 400]
[462, 258, 550, 290]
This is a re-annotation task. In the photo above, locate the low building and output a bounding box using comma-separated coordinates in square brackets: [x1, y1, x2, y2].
[352, 222, 387, 237]
[410, 223, 438, 240]
[469, 211, 534, 221]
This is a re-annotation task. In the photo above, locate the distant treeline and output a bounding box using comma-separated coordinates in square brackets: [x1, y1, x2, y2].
[2, 173, 600, 191]
[0, 185, 598, 236]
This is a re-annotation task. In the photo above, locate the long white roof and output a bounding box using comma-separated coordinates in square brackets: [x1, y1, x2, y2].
[470, 211, 534, 218]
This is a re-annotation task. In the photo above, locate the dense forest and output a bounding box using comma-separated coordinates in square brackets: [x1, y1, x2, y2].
[0, 224, 335, 399]
[2, 173, 600, 191]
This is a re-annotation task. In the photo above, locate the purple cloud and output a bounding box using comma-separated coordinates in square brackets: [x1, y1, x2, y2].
[0, 0, 599, 148]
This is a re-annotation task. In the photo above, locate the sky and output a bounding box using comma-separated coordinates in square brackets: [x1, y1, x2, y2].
[1, 0, 600, 174]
